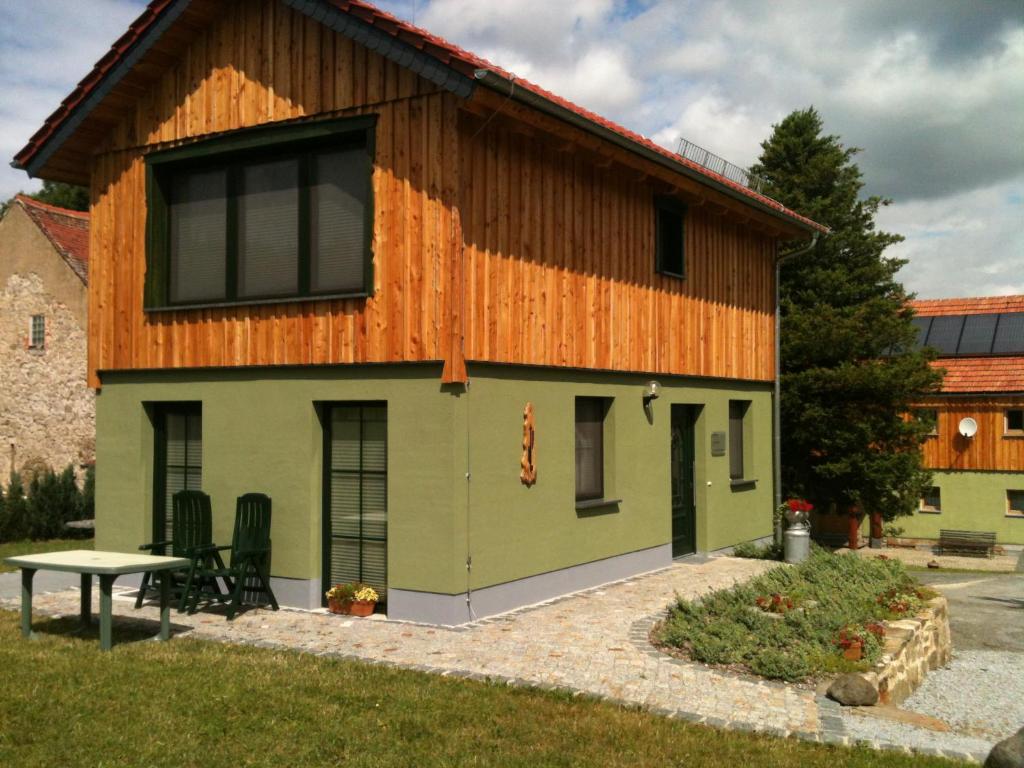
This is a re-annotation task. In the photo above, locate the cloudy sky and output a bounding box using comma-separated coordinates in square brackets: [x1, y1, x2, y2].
[1, 0, 1021, 298]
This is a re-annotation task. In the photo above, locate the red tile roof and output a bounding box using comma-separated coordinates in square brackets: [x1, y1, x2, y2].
[14, 194, 90, 283]
[13, 0, 825, 236]
[910, 295, 1024, 317]
[929, 357, 1024, 394]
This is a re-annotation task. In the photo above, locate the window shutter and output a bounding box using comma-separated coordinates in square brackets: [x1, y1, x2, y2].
[575, 398, 605, 500]
[169, 169, 227, 303]
[237, 159, 299, 298]
[311, 148, 370, 294]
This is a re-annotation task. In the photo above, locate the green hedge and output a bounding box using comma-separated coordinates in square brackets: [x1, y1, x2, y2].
[657, 548, 932, 682]
[0, 465, 94, 543]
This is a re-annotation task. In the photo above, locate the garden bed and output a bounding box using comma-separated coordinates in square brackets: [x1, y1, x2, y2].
[654, 548, 937, 682]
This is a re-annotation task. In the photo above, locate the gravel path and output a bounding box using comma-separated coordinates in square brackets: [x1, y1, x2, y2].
[840, 707, 995, 760]
[904, 650, 1024, 740]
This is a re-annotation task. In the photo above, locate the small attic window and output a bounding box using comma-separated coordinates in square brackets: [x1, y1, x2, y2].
[29, 315, 45, 350]
[654, 196, 686, 279]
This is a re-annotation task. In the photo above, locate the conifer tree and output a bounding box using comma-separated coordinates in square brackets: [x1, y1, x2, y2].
[750, 108, 941, 526]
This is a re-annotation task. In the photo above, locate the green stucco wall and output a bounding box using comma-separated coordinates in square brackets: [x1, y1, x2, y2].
[896, 470, 1024, 544]
[95, 363, 775, 597]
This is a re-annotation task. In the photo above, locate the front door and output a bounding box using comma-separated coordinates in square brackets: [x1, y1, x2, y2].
[670, 405, 697, 557]
[323, 403, 388, 604]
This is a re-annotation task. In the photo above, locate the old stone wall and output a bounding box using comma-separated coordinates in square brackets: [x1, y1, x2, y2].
[0, 270, 94, 483]
[868, 596, 952, 705]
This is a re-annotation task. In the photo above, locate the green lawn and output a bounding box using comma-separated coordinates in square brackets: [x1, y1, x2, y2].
[0, 613, 966, 768]
[0, 538, 93, 573]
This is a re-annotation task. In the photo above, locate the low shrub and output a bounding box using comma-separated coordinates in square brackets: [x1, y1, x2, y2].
[0, 466, 93, 543]
[731, 540, 784, 561]
[657, 547, 929, 682]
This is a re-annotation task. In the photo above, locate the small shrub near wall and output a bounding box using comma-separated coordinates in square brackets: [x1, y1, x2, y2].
[0, 465, 94, 543]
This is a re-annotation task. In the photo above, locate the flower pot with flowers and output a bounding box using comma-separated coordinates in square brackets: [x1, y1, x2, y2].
[325, 583, 356, 614]
[349, 585, 380, 617]
[783, 498, 814, 563]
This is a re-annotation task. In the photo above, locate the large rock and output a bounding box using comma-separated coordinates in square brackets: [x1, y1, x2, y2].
[827, 673, 879, 706]
[986, 726, 1024, 768]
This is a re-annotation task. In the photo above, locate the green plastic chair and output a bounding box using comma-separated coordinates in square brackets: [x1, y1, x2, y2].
[187, 493, 279, 620]
[136, 490, 224, 610]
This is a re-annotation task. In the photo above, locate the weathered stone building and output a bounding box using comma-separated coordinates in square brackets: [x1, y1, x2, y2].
[0, 195, 93, 482]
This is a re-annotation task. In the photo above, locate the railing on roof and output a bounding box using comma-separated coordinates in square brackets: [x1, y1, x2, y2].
[675, 138, 768, 195]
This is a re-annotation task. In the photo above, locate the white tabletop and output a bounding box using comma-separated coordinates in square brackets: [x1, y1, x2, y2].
[3, 549, 190, 575]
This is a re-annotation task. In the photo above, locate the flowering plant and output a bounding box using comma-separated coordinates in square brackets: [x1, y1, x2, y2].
[876, 587, 923, 615]
[755, 593, 795, 613]
[787, 498, 814, 514]
[354, 586, 379, 603]
[783, 498, 814, 527]
[325, 583, 355, 602]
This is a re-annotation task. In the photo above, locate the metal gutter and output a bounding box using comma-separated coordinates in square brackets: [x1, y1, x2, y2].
[473, 69, 824, 236]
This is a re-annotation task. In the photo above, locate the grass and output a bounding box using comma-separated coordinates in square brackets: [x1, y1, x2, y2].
[0, 612, 968, 768]
[0, 538, 93, 573]
[659, 548, 933, 682]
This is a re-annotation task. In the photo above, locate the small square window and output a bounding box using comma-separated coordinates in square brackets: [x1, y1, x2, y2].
[1006, 409, 1024, 436]
[1008, 490, 1024, 518]
[29, 315, 45, 349]
[654, 196, 686, 278]
[920, 487, 941, 513]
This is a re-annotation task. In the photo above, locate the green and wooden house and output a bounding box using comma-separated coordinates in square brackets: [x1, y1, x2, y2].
[12, 0, 825, 623]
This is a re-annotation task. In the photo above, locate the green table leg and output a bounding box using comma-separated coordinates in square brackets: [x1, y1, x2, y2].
[99, 574, 117, 651]
[80, 573, 92, 630]
[21, 568, 36, 639]
[159, 569, 171, 641]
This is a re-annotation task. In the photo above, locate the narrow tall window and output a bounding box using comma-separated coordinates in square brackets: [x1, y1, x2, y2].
[654, 196, 686, 278]
[28, 315, 45, 350]
[729, 400, 749, 480]
[154, 406, 202, 542]
[575, 397, 607, 502]
[1006, 409, 1024, 436]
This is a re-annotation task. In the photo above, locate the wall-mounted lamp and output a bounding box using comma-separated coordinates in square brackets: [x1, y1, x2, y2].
[643, 380, 662, 406]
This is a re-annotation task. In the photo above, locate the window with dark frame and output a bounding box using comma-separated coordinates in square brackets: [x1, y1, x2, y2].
[575, 397, 607, 502]
[1006, 409, 1024, 436]
[146, 117, 375, 309]
[729, 400, 749, 480]
[28, 315, 45, 349]
[920, 486, 941, 513]
[154, 406, 202, 543]
[1008, 490, 1024, 517]
[654, 196, 686, 278]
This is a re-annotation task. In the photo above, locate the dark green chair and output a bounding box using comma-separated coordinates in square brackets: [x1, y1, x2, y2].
[187, 493, 279, 620]
[136, 490, 225, 610]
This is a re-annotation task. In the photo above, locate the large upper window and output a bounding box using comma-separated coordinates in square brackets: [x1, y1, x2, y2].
[145, 116, 375, 309]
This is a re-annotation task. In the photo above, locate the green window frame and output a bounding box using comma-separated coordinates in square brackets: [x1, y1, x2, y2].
[144, 115, 377, 311]
[152, 403, 202, 543]
[654, 195, 686, 279]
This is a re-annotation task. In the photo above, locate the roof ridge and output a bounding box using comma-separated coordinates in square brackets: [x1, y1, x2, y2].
[15, 193, 90, 220]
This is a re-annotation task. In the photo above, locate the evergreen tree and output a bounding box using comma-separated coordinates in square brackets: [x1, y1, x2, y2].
[750, 108, 941, 523]
[31, 181, 89, 211]
[3, 473, 30, 542]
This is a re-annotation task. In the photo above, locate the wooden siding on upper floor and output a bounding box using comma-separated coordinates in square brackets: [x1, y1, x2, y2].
[86, 0, 781, 387]
[919, 398, 1024, 472]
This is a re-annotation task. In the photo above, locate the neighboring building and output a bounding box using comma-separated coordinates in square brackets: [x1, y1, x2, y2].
[904, 296, 1024, 545]
[12, 0, 824, 623]
[0, 195, 93, 481]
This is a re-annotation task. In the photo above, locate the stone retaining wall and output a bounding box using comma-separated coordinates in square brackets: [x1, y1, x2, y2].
[865, 596, 951, 705]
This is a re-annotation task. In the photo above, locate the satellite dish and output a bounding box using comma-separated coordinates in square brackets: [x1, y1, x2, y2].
[958, 417, 978, 438]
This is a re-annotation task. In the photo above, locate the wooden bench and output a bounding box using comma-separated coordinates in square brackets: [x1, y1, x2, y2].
[938, 529, 996, 558]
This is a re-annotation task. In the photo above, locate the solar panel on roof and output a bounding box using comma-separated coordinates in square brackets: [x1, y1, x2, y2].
[993, 313, 1024, 354]
[910, 317, 932, 350]
[924, 315, 964, 354]
[957, 313, 998, 354]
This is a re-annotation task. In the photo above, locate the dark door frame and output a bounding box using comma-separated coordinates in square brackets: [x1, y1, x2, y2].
[670, 404, 699, 558]
[151, 402, 202, 543]
[320, 401, 388, 607]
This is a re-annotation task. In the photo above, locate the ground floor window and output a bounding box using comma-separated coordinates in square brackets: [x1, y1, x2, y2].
[575, 397, 608, 502]
[728, 400, 750, 481]
[1008, 490, 1024, 518]
[920, 486, 941, 513]
[324, 403, 387, 601]
[153, 404, 202, 542]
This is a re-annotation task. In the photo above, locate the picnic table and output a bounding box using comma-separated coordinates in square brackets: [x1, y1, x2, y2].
[3, 550, 190, 651]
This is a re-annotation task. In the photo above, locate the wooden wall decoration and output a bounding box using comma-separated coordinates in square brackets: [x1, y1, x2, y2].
[520, 402, 537, 486]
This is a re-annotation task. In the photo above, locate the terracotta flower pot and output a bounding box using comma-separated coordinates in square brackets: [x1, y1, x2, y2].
[349, 599, 376, 617]
[842, 641, 863, 661]
[328, 598, 352, 615]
